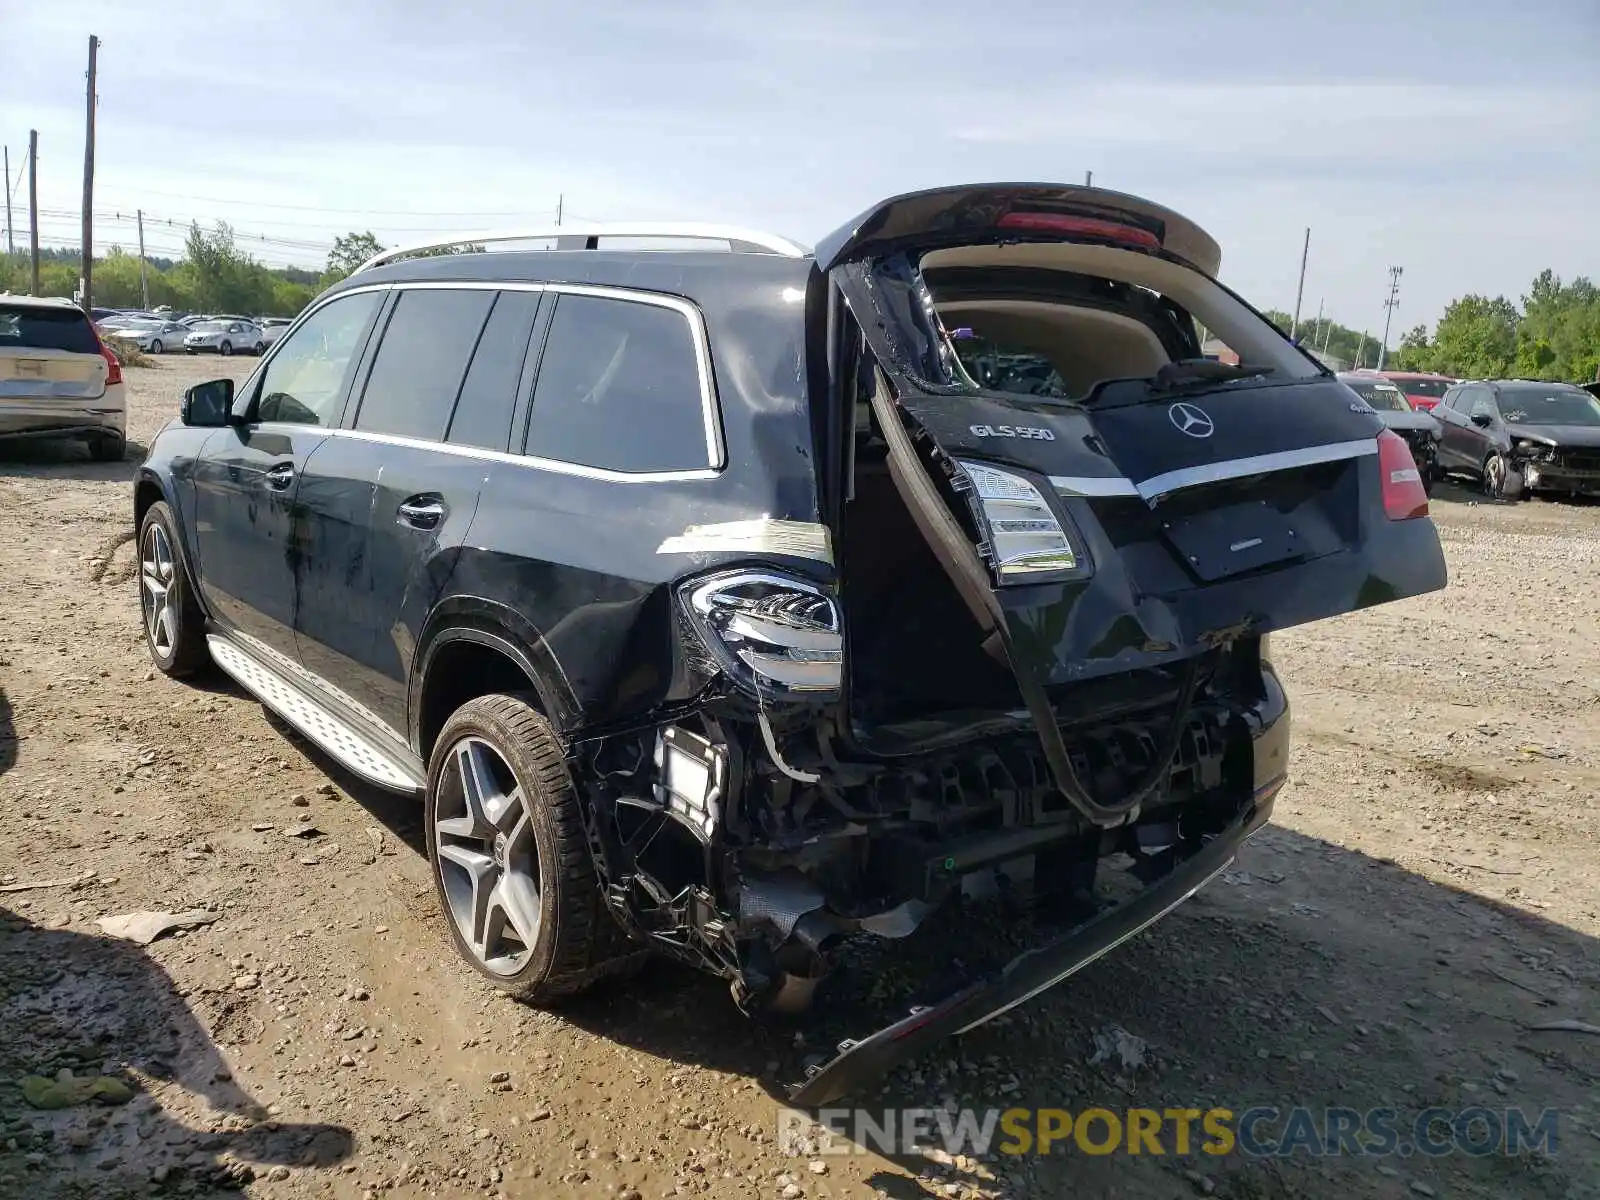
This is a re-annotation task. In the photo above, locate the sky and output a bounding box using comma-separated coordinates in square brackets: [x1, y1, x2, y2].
[2, 0, 1596, 338]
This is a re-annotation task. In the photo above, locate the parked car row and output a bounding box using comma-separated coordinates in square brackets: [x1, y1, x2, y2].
[1333, 369, 1600, 502]
[93, 308, 303, 356]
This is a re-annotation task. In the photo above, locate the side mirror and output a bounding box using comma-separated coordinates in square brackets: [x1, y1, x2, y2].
[181, 379, 235, 427]
[1470, 412, 1494, 428]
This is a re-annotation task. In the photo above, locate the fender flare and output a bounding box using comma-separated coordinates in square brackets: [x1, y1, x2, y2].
[408, 597, 581, 746]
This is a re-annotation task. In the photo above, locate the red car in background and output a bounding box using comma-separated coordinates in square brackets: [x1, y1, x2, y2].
[1360, 370, 1456, 412]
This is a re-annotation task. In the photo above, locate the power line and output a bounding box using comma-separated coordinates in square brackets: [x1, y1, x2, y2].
[93, 183, 538, 218]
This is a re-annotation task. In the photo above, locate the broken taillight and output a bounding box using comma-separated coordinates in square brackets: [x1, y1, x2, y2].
[1377, 430, 1428, 520]
[996, 212, 1162, 251]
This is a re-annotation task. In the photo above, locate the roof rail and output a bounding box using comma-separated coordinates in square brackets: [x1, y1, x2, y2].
[352, 222, 811, 275]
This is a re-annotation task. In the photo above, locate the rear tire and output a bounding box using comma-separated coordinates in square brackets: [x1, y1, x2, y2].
[137, 501, 210, 677]
[89, 433, 125, 462]
[252, 341, 265, 355]
[425, 693, 632, 1003]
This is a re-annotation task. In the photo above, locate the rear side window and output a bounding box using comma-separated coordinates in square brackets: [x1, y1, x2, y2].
[524, 293, 711, 474]
[356, 289, 495, 441]
[0, 304, 99, 354]
[446, 290, 541, 451]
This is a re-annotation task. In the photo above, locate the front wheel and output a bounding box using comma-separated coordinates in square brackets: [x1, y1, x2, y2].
[137, 501, 210, 676]
[219, 340, 233, 357]
[1482, 452, 1523, 502]
[425, 694, 628, 1002]
[150, 339, 163, 354]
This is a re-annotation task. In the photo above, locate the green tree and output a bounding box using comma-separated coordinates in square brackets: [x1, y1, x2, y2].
[1428, 295, 1519, 379]
[325, 231, 385, 281]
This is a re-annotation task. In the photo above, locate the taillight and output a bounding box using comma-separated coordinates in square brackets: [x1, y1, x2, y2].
[97, 337, 123, 385]
[996, 211, 1162, 251]
[953, 461, 1092, 584]
[1377, 430, 1428, 520]
[681, 571, 843, 699]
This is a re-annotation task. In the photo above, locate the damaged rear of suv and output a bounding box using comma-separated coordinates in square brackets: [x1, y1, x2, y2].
[136, 183, 1446, 1106]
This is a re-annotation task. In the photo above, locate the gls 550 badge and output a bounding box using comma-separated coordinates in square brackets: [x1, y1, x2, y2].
[970, 424, 1056, 441]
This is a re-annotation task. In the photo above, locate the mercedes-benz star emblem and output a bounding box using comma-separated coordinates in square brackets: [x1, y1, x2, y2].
[1168, 402, 1215, 439]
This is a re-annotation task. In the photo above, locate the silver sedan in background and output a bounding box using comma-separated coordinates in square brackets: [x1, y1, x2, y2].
[104, 319, 192, 355]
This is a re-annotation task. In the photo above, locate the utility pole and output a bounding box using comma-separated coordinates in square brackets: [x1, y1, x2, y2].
[3, 145, 13, 256]
[1084, 170, 1093, 187]
[1311, 296, 1324, 356]
[137, 208, 149, 308]
[1290, 227, 1310, 340]
[555, 194, 563, 226]
[28, 130, 40, 295]
[1377, 265, 1403, 370]
[81, 34, 100, 313]
[1355, 329, 1368, 369]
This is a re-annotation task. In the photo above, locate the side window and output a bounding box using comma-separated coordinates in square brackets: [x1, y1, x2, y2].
[355, 288, 495, 442]
[255, 290, 383, 427]
[524, 293, 712, 474]
[1469, 388, 1498, 421]
[446, 290, 541, 451]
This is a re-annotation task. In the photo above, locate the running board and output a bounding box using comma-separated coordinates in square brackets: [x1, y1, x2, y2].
[207, 635, 426, 793]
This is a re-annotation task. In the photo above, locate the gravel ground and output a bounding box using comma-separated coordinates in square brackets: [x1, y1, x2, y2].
[0, 356, 1596, 1200]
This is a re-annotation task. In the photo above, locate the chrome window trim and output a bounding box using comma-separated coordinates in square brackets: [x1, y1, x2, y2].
[253, 423, 721, 485]
[249, 280, 725, 482]
[1052, 438, 1378, 504]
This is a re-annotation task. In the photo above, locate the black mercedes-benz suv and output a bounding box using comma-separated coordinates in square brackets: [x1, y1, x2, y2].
[134, 183, 1447, 1102]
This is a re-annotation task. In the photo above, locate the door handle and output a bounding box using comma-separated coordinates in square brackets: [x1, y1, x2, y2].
[265, 462, 296, 490]
[397, 496, 446, 530]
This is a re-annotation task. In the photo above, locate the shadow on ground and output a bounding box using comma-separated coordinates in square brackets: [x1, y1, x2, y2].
[553, 825, 1598, 1200]
[0, 908, 353, 1199]
[0, 435, 150, 482]
[0, 687, 14, 777]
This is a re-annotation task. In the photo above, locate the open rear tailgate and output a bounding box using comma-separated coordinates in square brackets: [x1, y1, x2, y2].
[823, 183, 1447, 825]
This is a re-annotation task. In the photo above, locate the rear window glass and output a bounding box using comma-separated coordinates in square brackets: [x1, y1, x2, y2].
[0, 305, 99, 354]
[524, 294, 711, 473]
[357, 289, 495, 442]
[1397, 377, 1450, 398]
[1345, 380, 1411, 411]
[446, 291, 540, 451]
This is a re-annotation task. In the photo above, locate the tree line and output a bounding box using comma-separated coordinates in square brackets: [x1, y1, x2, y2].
[0, 225, 390, 316]
[1267, 269, 1597, 384]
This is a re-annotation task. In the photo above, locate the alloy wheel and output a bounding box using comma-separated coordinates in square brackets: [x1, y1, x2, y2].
[1485, 455, 1505, 498]
[140, 523, 177, 658]
[433, 736, 541, 976]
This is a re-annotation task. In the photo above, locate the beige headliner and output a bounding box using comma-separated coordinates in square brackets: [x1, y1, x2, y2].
[924, 242, 1317, 379]
[939, 300, 1169, 396]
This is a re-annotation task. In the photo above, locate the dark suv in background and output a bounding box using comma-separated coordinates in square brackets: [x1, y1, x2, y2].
[134, 184, 1446, 1102]
[1433, 378, 1600, 499]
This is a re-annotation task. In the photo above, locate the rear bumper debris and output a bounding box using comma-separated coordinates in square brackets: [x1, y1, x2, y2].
[786, 778, 1282, 1107]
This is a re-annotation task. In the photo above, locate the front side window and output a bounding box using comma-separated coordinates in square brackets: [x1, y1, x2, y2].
[254, 290, 383, 426]
[446, 290, 541, 451]
[1469, 390, 1498, 422]
[524, 293, 711, 474]
[355, 288, 494, 441]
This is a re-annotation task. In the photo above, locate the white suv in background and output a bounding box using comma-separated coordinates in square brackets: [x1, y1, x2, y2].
[0, 295, 128, 461]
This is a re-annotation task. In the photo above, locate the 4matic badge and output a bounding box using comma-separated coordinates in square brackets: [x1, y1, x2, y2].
[1168, 403, 1215, 438]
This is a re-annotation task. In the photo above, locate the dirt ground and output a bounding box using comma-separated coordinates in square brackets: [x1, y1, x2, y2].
[1, 355, 1596, 1200]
